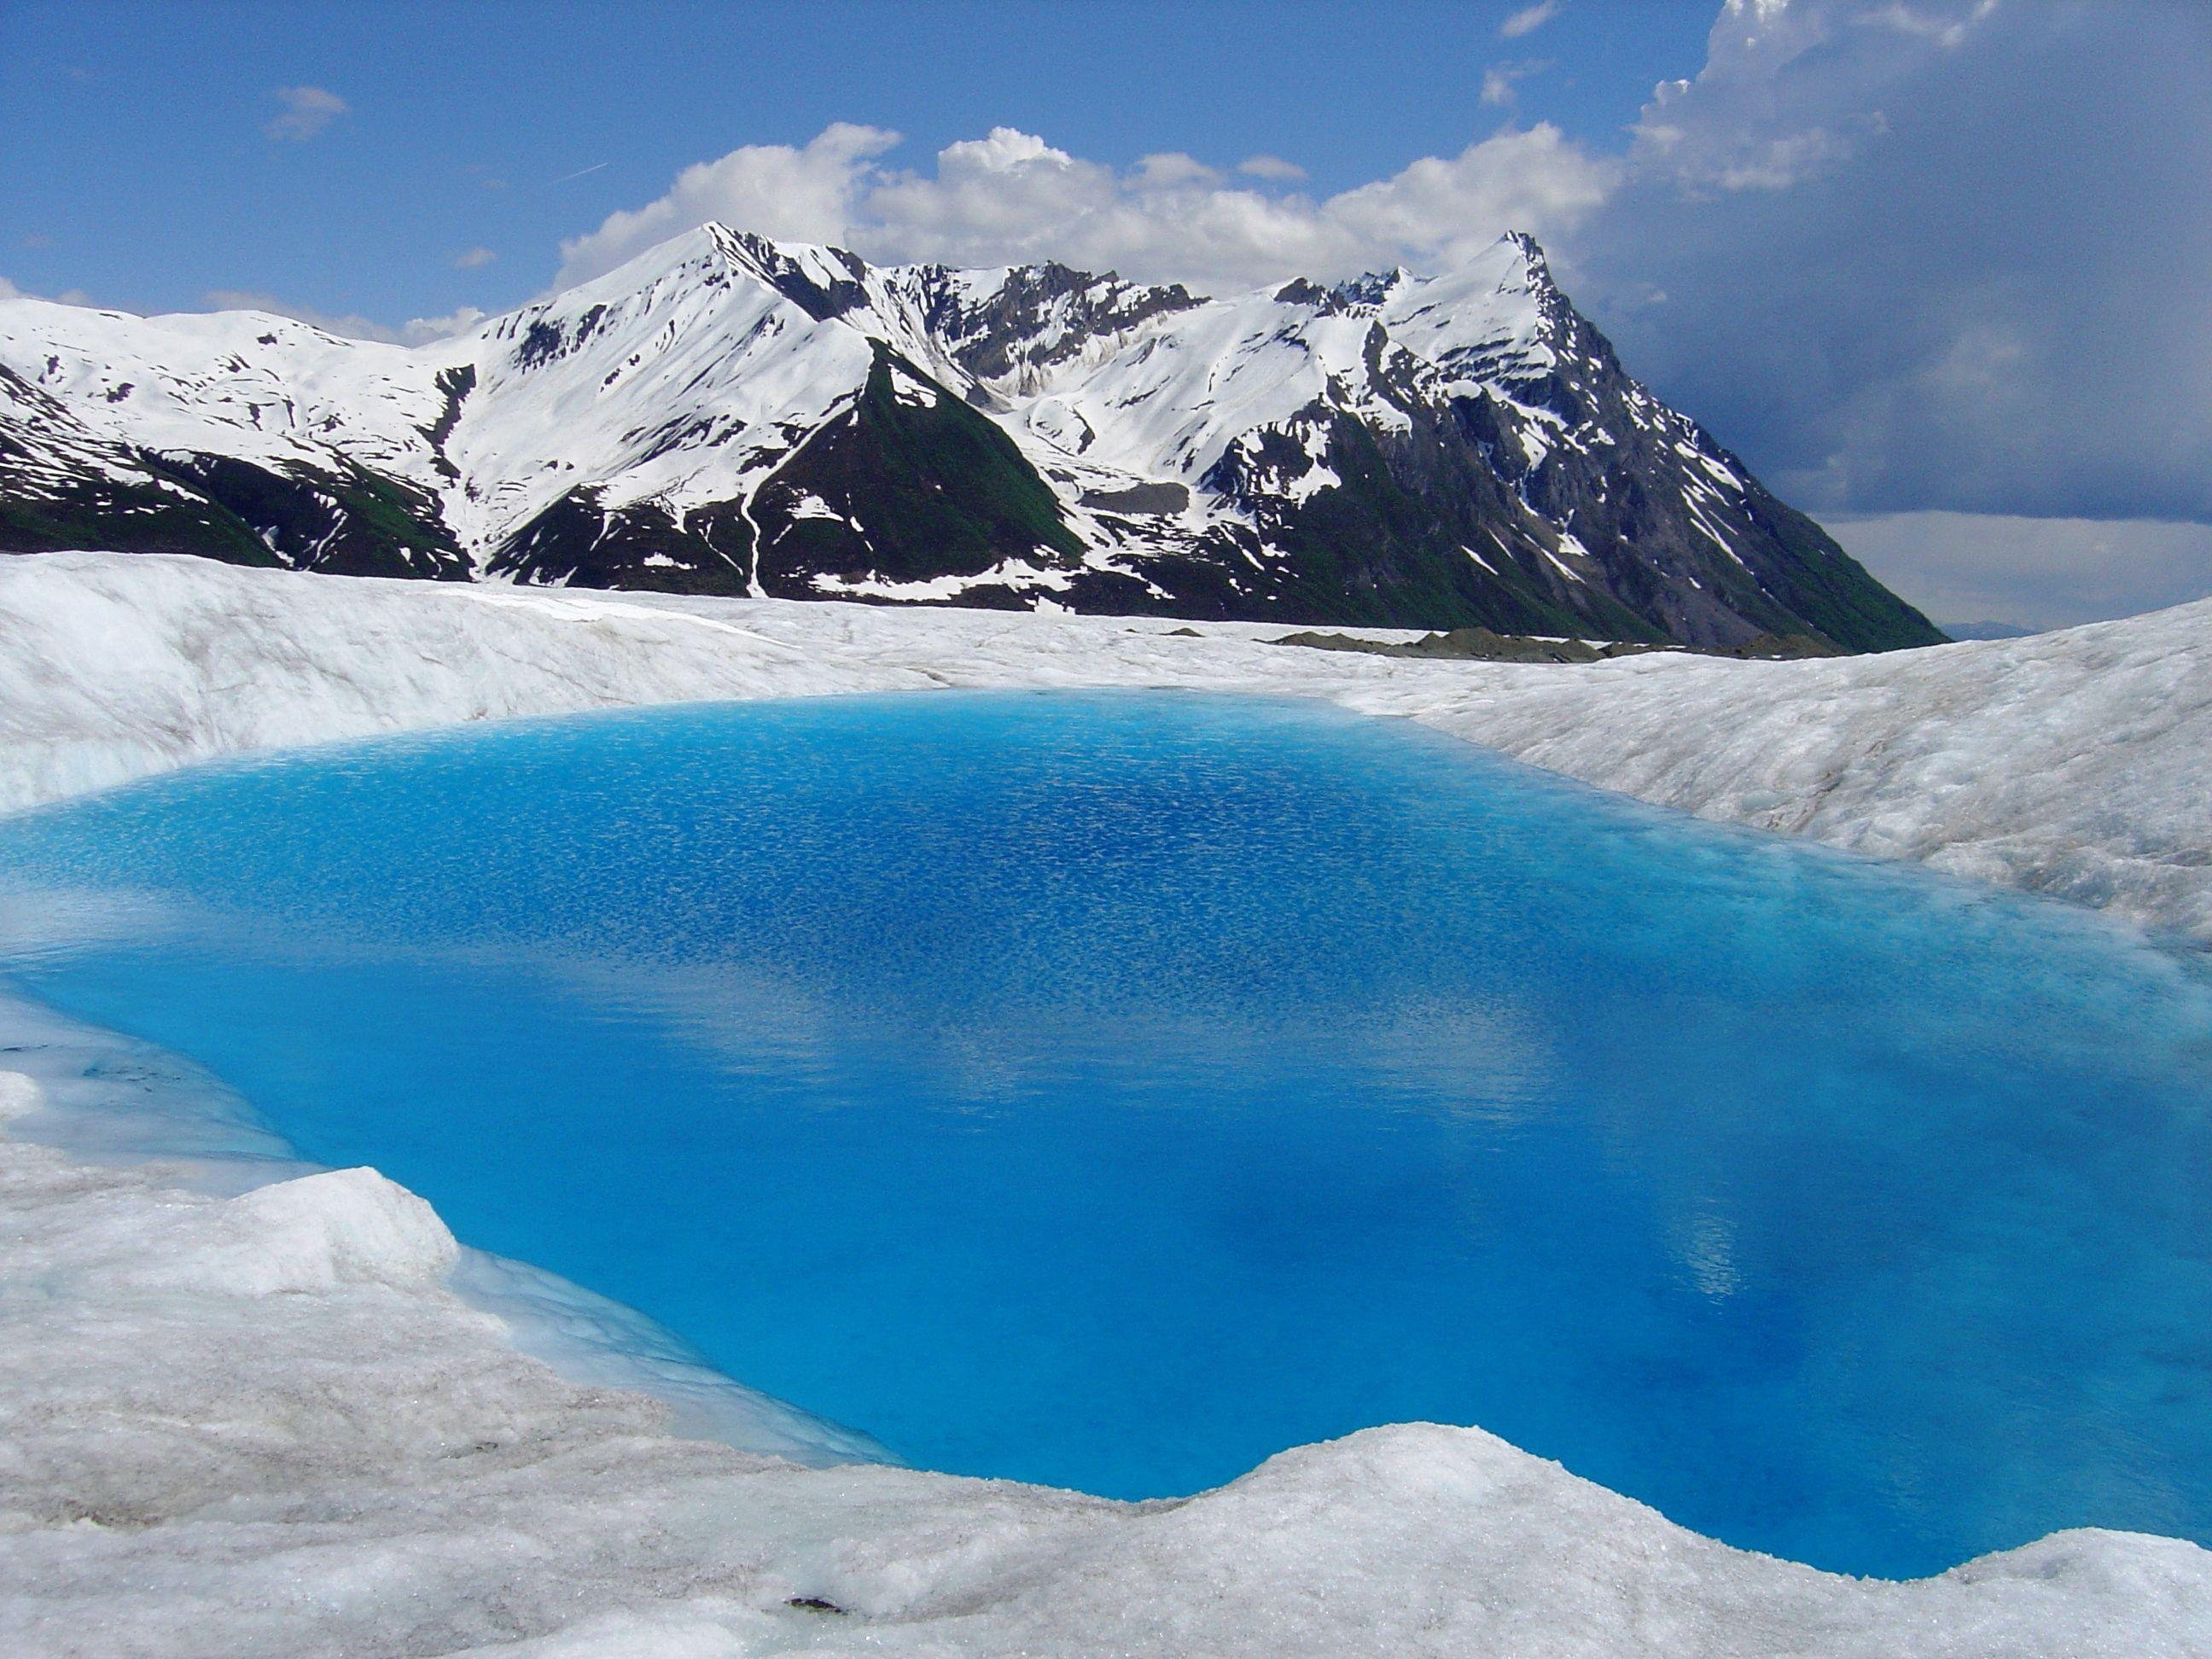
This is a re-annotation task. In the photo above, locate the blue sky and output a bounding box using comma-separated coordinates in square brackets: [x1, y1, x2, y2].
[3, 0, 2208, 627]
[0, 0, 1708, 325]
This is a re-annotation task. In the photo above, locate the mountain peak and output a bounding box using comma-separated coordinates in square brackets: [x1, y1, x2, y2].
[1500, 230, 1560, 292]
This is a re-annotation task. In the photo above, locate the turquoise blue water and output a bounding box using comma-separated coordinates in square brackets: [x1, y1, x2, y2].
[1, 691, 2208, 1579]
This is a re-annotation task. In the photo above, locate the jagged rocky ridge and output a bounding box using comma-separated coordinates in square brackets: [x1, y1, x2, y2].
[0, 226, 1941, 649]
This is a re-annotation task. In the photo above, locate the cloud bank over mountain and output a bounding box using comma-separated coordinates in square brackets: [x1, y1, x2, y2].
[1578, 0, 2212, 529]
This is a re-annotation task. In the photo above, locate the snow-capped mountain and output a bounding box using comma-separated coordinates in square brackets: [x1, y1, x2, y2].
[0, 224, 1941, 649]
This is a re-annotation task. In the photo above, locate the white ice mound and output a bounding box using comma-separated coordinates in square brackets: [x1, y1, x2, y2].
[0, 992, 888, 1476]
[64, 1167, 459, 1299]
[0, 1068, 40, 1123]
[223, 1167, 460, 1289]
[806, 1423, 2212, 1656]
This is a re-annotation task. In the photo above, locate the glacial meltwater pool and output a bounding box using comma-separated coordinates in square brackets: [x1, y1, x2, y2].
[1, 690, 2208, 1578]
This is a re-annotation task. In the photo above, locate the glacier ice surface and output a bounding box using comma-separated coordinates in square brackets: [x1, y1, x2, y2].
[0, 550, 2204, 940]
[0, 550, 2209, 1653]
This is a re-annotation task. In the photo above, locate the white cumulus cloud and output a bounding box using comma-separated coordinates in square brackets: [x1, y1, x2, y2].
[1500, 1, 1561, 40]
[555, 119, 1618, 296]
[401, 306, 488, 345]
[264, 85, 349, 143]
[555, 124, 900, 288]
[1326, 125, 1619, 267]
[1480, 59, 1548, 107]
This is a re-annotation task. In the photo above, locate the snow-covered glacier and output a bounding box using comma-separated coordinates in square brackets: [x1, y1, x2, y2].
[1, 549, 2209, 1656]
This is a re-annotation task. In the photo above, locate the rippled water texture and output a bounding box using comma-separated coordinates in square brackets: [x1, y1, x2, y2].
[2, 690, 2208, 1577]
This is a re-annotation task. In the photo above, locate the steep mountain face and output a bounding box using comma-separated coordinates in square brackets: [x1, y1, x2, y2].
[0, 224, 1942, 650]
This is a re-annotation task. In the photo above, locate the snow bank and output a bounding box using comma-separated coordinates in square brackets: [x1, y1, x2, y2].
[3, 999, 2208, 1656]
[1, 550, 2206, 941]
[3, 550, 2210, 1652]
